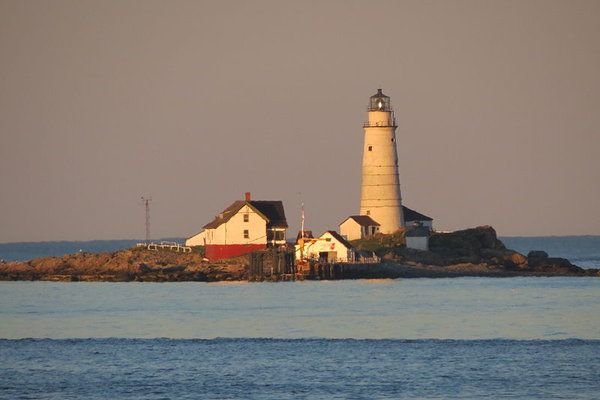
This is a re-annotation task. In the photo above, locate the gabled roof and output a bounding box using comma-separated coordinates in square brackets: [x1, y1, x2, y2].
[250, 201, 288, 228]
[203, 200, 288, 230]
[403, 206, 433, 222]
[324, 230, 353, 250]
[203, 201, 245, 229]
[341, 215, 381, 227]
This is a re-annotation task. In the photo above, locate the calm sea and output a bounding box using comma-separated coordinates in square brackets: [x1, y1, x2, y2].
[1, 237, 599, 399]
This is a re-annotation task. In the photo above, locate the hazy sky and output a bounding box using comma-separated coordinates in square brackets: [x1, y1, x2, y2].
[1, 0, 599, 242]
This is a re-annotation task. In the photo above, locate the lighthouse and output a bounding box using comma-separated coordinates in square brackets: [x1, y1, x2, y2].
[359, 89, 404, 233]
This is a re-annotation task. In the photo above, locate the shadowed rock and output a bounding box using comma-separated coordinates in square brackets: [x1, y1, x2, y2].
[379, 226, 597, 277]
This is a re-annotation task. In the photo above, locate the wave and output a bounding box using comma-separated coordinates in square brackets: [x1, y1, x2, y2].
[2, 337, 599, 345]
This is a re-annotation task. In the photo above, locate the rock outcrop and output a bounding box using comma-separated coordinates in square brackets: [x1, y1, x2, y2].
[380, 226, 598, 277]
[0, 248, 246, 282]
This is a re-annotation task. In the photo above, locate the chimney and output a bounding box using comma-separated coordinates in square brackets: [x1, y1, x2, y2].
[245, 192, 251, 201]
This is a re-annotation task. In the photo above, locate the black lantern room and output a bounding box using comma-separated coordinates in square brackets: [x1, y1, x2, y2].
[368, 88, 392, 111]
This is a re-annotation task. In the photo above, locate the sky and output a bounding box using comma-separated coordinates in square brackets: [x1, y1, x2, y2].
[1, 0, 599, 242]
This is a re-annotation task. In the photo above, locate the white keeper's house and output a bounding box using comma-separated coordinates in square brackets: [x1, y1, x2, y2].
[186, 192, 287, 260]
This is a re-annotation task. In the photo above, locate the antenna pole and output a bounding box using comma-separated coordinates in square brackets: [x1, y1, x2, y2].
[298, 193, 305, 260]
[141, 196, 152, 243]
[301, 201, 305, 240]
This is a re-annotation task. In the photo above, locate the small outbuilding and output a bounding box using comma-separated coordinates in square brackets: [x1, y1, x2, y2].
[339, 215, 380, 241]
[295, 230, 355, 263]
[340, 206, 433, 241]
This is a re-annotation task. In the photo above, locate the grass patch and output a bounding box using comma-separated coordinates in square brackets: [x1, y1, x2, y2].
[350, 231, 406, 254]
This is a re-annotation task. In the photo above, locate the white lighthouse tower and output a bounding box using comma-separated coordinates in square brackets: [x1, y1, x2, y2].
[359, 89, 404, 233]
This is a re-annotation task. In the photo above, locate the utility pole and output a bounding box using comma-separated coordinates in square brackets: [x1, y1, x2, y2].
[141, 196, 152, 243]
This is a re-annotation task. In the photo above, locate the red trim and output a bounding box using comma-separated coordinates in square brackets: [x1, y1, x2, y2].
[205, 244, 266, 260]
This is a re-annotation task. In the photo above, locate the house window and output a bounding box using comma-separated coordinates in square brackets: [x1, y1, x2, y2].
[243, 229, 249, 239]
[243, 213, 249, 222]
[368, 146, 373, 151]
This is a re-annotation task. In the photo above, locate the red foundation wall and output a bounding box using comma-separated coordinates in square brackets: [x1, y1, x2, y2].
[205, 244, 266, 260]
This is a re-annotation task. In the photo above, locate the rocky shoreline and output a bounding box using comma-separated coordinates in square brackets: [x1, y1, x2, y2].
[370, 226, 599, 278]
[1, 227, 598, 282]
[0, 249, 247, 282]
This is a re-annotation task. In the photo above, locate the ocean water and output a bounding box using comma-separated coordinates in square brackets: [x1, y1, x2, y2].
[501, 236, 600, 269]
[2, 279, 599, 340]
[1, 279, 600, 399]
[1, 237, 599, 399]
[1, 338, 599, 400]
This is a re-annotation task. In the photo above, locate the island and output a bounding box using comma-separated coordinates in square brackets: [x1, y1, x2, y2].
[1, 227, 597, 282]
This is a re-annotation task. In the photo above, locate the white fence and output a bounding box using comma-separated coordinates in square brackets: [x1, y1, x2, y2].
[136, 241, 192, 253]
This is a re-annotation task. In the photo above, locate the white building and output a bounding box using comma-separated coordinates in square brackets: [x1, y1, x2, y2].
[295, 231, 355, 263]
[405, 224, 431, 251]
[339, 215, 380, 241]
[186, 192, 287, 260]
[403, 206, 433, 229]
[359, 89, 405, 233]
[340, 206, 433, 241]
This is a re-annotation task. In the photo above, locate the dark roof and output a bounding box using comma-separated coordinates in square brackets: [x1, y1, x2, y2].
[250, 201, 288, 228]
[203, 200, 288, 230]
[403, 206, 433, 222]
[203, 201, 245, 229]
[343, 215, 380, 227]
[296, 230, 314, 243]
[370, 88, 390, 100]
[325, 230, 353, 249]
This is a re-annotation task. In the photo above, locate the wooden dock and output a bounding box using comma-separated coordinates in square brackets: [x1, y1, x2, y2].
[248, 250, 394, 281]
[248, 250, 296, 281]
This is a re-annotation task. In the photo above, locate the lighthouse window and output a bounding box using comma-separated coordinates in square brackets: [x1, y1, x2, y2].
[368, 146, 373, 151]
[391, 138, 395, 142]
[243, 229, 249, 239]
